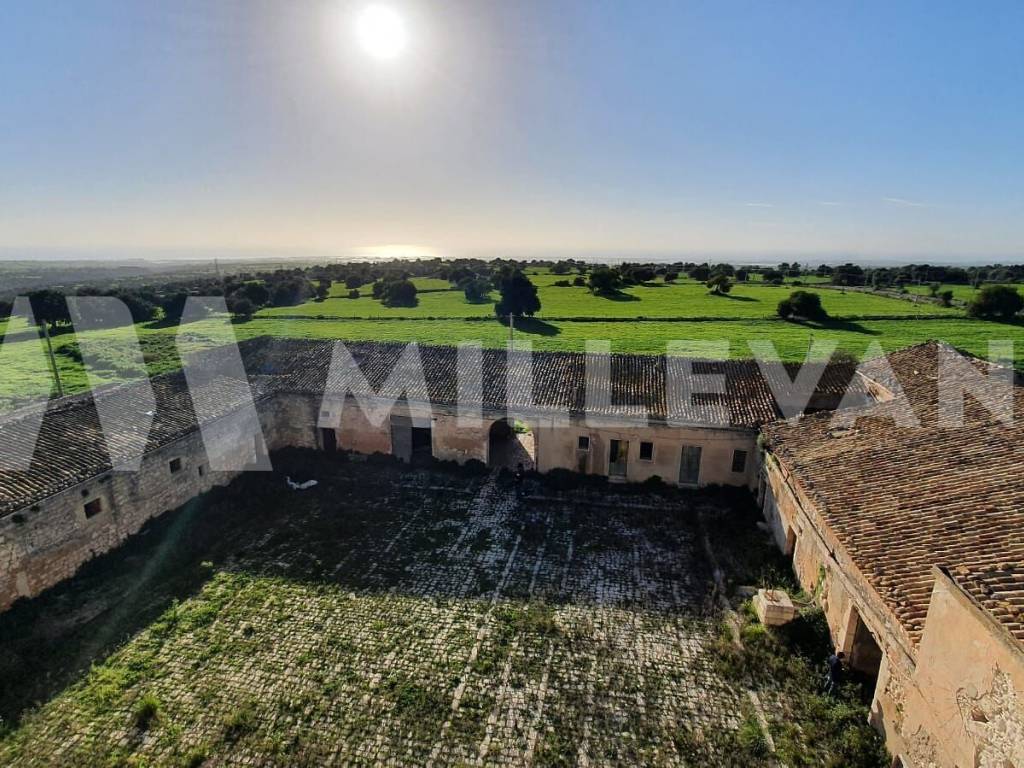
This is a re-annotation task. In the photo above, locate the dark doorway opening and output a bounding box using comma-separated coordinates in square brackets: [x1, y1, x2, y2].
[488, 418, 535, 470]
[411, 426, 433, 458]
[847, 610, 884, 704]
[320, 428, 337, 452]
[609, 439, 629, 478]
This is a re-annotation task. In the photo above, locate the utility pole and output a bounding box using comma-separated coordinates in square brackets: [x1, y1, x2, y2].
[40, 321, 64, 398]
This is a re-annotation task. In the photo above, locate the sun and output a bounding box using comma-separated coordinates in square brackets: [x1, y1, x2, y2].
[355, 5, 408, 61]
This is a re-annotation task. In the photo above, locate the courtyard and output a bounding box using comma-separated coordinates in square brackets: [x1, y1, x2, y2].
[0, 451, 884, 767]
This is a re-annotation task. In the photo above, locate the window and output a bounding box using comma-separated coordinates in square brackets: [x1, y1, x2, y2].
[197, 465, 205, 477]
[639, 441, 654, 461]
[577, 435, 590, 451]
[731, 449, 748, 473]
[84, 498, 103, 518]
[320, 409, 330, 417]
[169, 458, 182, 474]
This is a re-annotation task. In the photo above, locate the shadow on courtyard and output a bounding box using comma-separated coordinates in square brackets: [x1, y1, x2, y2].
[0, 449, 762, 727]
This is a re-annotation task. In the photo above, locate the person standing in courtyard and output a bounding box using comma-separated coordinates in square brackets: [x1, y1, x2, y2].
[825, 651, 845, 695]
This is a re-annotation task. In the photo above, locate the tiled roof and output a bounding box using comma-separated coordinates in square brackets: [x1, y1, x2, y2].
[763, 341, 1024, 649]
[0, 336, 860, 516]
[255, 338, 862, 427]
[950, 565, 1024, 644]
[0, 372, 269, 516]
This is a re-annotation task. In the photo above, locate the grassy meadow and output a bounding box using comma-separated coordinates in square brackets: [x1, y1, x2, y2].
[1, 273, 1021, 410]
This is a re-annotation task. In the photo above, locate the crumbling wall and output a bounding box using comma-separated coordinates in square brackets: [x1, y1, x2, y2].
[432, 414, 489, 464]
[0, 397, 289, 612]
[900, 570, 1024, 768]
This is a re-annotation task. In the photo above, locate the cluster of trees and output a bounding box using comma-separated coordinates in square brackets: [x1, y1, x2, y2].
[778, 290, 828, 321]
[5, 267, 327, 328]
[371, 277, 418, 308]
[967, 285, 1023, 321]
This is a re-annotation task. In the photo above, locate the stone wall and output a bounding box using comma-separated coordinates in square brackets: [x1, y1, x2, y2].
[0, 401, 279, 612]
[534, 418, 759, 488]
[432, 414, 490, 465]
[760, 452, 1024, 768]
[1, 392, 768, 615]
[897, 569, 1024, 768]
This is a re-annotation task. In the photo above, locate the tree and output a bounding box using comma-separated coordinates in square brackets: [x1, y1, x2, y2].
[241, 282, 270, 306]
[21, 289, 72, 329]
[777, 290, 827, 320]
[663, 270, 679, 283]
[762, 269, 784, 285]
[927, 282, 941, 297]
[587, 267, 622, 295]
[462, 277, 491, 303]
[345, 274, 363, 290]
[315, 279, 331, 302]
[229, 297, 255, 320]
[160, 292, 189, 324]
[938, 290, 954, 307]
[112, 291, 159, 323]
[833, 263, 865, 286]
[735, 268, 748, 282]
[550, 261, 573, 275]
[347, 288, 360, 299]
[967, 285, 1023, 321]
[706, 274, 733, 295]
[381, 279, 418, 308]
[688, 264, 710, 282]
[710, 263, 734, 277]
[495, 270, 540, 317]
[269, 277, 310, 307]
[572, 275, 587, 287]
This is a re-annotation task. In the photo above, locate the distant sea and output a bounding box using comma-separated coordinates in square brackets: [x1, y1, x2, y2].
[0, 247, 1021, 267]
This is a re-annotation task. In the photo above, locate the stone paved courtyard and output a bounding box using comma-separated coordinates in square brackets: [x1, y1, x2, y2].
[0, 451, 881, 767]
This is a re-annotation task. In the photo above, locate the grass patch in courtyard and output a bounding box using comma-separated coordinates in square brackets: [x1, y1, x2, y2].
[0, 449, 890, 766]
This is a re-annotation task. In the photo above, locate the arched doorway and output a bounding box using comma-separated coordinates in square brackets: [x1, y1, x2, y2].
[487, 418, 535, 470]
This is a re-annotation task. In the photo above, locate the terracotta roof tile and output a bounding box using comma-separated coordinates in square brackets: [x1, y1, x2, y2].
[764, 341, 1024, 649]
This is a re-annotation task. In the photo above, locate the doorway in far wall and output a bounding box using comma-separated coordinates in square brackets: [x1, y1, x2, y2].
[487, 418, 535, 470]
[679, 445, 702, 485]
[411, 425, 433, 462]
[320, 428, 337, 452]
[844, 607, 884, 705]
[608, 439, 629, 478]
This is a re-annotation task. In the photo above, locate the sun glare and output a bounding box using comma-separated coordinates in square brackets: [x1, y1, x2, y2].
[356, 5, 407, 61]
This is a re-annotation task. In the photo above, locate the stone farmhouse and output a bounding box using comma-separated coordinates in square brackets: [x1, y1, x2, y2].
[1, 336, 1021, 766]
[762, 341, 1024, 767]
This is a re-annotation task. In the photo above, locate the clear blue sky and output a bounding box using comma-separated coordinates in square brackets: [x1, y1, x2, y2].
[1, 0, 1022, 261]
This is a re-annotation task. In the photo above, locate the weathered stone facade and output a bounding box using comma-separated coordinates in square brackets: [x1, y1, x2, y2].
[761, 447, 1024, 768]
[1, 386, 763, 614]
[1, 403, 276, 611]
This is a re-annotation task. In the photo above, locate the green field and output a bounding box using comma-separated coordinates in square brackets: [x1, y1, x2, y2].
[3, 308, 1023, 410]
[258, 278, 961, 321]
[2, 272, 1021, 410]
[900, 283, 1014, 302]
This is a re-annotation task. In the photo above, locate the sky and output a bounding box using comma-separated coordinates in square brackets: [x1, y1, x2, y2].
[1, 0, 1022, 262]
